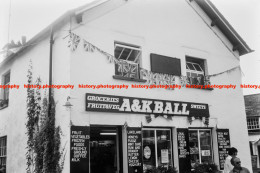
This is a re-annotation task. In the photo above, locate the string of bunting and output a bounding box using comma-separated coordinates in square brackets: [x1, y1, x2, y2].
[145, 114, 172, 123]
[67, 31, 238, 125]
[67, 31, 240, 84]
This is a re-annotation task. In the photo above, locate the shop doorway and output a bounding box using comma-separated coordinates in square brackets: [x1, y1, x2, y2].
[90, 126, 122, 173]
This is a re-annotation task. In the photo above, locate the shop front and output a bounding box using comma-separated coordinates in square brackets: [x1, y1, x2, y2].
[70, 93, 230, 173]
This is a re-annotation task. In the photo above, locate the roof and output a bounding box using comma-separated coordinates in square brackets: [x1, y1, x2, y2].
[194, 0, 253, 56]
[0, 0, 253, 67]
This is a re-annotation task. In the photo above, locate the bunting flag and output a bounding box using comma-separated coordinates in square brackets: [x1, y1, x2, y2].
[187, 116, 209, 126]
[140, 68, 176, 87]
[145, 114, 172, 123]
[68, 32, 81, 51]
[180, 76, 188, 87]
[117, 60, 139, 78]
[66, 32, 240, 83]
[83, 40, 95, 52]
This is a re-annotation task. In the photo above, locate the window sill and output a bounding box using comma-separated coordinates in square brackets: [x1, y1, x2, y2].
[0, 104, 8, 110]
[113, 75, 147, 83]
[0, 100, 9, 110]
[185, 85, 214, 91]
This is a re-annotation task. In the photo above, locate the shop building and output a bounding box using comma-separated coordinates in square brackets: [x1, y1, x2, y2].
[0, 0, 253, 172]
[244, 94, 260, 171]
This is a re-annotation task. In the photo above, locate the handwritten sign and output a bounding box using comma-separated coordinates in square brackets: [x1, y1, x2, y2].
[161, 149, 169, 163]
[127, 127, 143, 173]
[177, 128, 191, 173]
[217, 129, 230, 170]
[70, 126, 90, 173]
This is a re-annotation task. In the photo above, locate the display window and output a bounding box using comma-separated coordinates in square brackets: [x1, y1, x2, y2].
[142, 128, 173, 172]
[189, 129, 213, 169]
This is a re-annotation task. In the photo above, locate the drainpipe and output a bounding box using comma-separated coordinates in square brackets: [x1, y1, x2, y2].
[49, 27, 54, 112]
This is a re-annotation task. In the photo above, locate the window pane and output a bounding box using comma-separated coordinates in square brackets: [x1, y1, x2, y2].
[4, 73, 10, 85]
[143, 130, 156, 171]
[156, 130, 172, 168]
[199, 131, 212, 164]
[114, 46, 124, 59]
[189, 131, 199, 169]
[187, 63, 195, 70]
[193, 64, 203, 72]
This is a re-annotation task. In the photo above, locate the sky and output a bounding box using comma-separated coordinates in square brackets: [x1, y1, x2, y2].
[0, 0, 259, 95]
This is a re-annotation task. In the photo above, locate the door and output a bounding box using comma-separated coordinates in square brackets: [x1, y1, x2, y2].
[90, 126, 120, 173]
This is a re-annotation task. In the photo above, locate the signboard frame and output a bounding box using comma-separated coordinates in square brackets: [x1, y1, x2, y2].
[127, 127, 143, 173]
[86, 93, 209, 118]
[70, 126, 90, 173]
[216, 129, 231, 170]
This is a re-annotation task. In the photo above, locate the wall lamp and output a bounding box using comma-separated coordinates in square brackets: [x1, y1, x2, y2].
[63, 96, 73, 109]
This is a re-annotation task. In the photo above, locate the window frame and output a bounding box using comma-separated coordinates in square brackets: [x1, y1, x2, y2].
[185, 56, 208, 86]
[247, 117, 260, 130]
[0, 136, 7, 167]
[0, 71, 10, 109]
[142, 128, 173, 170]
[188, 129, 213, 166]
[113, 42, 142, 81]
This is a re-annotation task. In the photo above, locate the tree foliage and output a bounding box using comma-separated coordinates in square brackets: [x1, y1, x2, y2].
[26, 60, 64, 173]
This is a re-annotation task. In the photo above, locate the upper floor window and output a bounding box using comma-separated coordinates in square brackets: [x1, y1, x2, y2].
[114, 43, 141, 80]
[150, 54, 181, 76]
[186, 57, 205, 85]
[0, 72, 10, 109]
[247, 117, 260, 130]
[0, 136, 7, 169]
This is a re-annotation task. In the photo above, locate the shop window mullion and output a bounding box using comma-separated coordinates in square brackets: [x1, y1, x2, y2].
[155, 130, 158, 167]
[198, 130, 201, 163]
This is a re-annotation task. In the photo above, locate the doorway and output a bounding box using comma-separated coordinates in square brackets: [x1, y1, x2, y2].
[90, 126, 121, 173]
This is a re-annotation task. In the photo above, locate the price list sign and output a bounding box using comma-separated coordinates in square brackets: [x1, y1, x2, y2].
[127, 127, 143, 173]
[70, 126, 90, 173]
[177, 128, 191, 173]
[217, 129, 230, 170]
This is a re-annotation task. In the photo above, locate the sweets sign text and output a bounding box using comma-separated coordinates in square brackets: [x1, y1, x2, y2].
[86, 93, 209, 117]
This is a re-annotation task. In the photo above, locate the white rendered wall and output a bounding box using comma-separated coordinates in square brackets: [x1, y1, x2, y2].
[68, 0, 251, 171]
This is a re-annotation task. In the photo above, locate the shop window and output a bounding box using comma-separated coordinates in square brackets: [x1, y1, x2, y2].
[0, 72, 10, 109]
[186, 57, 206, 85]
[142, 129, 173, 172]
[150, 54, 181, 76]
[189, 129, 212, 170]
[0, 136, 7, 168]
[247, 117, 260, 130]
[114, 43, 141, 80]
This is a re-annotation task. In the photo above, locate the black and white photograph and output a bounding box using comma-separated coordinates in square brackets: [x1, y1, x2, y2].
[0, 0, 259, 172]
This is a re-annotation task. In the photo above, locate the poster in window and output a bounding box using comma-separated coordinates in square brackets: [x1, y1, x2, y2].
[70, 126, 90, 173]
[216, 129, 230, 170]
[177, 128, 191, 173]
[201, 150, 211, 156]
[127, 127, 143, 173]
[161, 149, 169, 163]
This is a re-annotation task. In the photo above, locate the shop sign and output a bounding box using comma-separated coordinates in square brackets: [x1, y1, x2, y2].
[177, 128, 191, 173]
[127, 127, 143, 173]
[217, 129, 230, 170]
[86, 93, 209, 117]
[70, 126, 90, 173]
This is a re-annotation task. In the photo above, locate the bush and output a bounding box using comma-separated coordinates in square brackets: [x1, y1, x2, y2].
[145, 166, 178, 173]
[193, 163, 219, 173]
